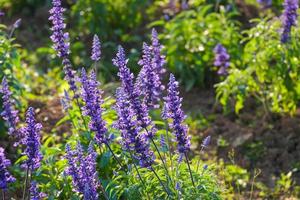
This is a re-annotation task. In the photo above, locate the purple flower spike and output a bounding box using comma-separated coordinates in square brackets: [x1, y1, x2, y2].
[281, 0, 298, 43]
[49, 0, 70, 58]
[213, 44, 230, 75]
[201, 136, 211, 148]
[65, 142, 100, 200]
[257, 0, 272, 7]
[80, 68, 108, 144]
[0, 11, 4, 17]
[1, 77, 19, 135]
[0, 147, 15, 190]
[20, 107, 43, 170]
[164, 74, 191, 154]
[113, 46, 156, 138]
[151, 29, 166, 74]
[115, 87, 155, 168]
[91, 35, 101, 62]
[136, 42, 163, 109]
[13, 19, 22, 29]
[30, 181, 46, 200]
[49, 0, 78, 98]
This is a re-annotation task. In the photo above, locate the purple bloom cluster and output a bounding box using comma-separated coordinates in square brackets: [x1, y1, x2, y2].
[30, 181, 46, 200]
[80, 68, 108, 144]
[213, 44, 230, 75]
[0, 147, 15, 190]
[136, 42, 164, 109]
[281, 0, 299, 43]
[65, 143, 100, 200]
[20, 107, 43, 170]
[113, 46, 156, 138]
[91, 35, 101, 62]
[136, 29, 165, 109]
[257, 0, 272, 6]
[49, 0, 70, 58]
[115, 88, 154, 168]
[49, 0, 78, 98]
[163, 74, 191, 154]
[201, 136, 211, 148]
[1, 77, 19, 135]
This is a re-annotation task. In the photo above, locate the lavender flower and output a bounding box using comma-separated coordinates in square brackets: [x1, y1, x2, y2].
[136, 42, 163, 109]
[13, 19, 22, 29]
[49, 0, 70, 58]
[201, 136, 211, 148]
[213, 44, 230, 75]
[164, 74, 191, 154]
[113, 46, 156, 138]
[0, 147, 15, 190]
[115, 88, 154, 168]
[61, 89, 71, 112]
[80, 68, 108, 144]
[151, 29, 166, 74]
[49, 0, 78, 97]
[160, 134, 167, 150]
[65, 143, 100, 200]
[281, 0, 299, 43]
[20, 107, 43, 170]
[91, 35, 101, 62]
[257, 0, 272, 6]
[29, 181, 46, 200]
[1, 77, 19, 135]
[0, 11, 4, 17]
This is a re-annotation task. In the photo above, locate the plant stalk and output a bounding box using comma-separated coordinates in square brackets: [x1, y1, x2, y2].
[22, 168, 29, 200]
[184, 153, 195, 188]
[150, 167, 170, 198]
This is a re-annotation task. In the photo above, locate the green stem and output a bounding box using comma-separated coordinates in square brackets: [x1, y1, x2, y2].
[196, 146, 204, 173]
[22, 168, 29, 200]
[104, 142, 125, 171]
[2, 190, 5, 200]
[184, 153, 195, 188]
[150, 167, 170, 198]
[99, 183, 109, 200]
[145, 127, 173, 186]
[164, 121, 173, 173]
[129, 152, 150, 200]
[74, 97, 88, 130]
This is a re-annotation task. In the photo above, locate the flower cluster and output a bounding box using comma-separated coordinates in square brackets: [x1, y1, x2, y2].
[136, 29, 165, 109]
[20, 107, 43, 170]
[0, 77, 19, 135]
[113, 46, 156, 138]
[49, 0, 78, 98]
[163, 74, 191, 154]
[80, 68, 108, 144]
[65, 143, 100, 200]
[281, 0, 299, 43]
[49, 0, 70, 58]
[257, 0, 272, 7]
[29, 181, 46, 200]
[115, 88, 154, 168]
[91, 35, 101, 62]
[213, 44, 230, 75]
[0, 147, 15, 190]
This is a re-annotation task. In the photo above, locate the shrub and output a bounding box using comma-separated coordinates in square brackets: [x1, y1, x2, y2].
[155, 1, 241, 89]
[216, 16, 300, 114]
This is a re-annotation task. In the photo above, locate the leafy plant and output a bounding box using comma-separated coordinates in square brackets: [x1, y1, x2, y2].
[154, 1, 241, 89]
[216, 16, 300, 115]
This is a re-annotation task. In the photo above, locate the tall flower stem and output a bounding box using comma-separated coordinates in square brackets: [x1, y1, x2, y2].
[22, 168, 30, 200]
[184, 153, 195, 188]
[196, 146, 204, 173]
[128, 152, 150, 200]
[2, 190, 5, 200]
[164, 121, 174, 174]
[99, 183, 109, 200]
[104, 142, 125, 171]
[145, 128, 172, 185]
[74, 97, 88, 131]
[150, 167, 170, 198]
